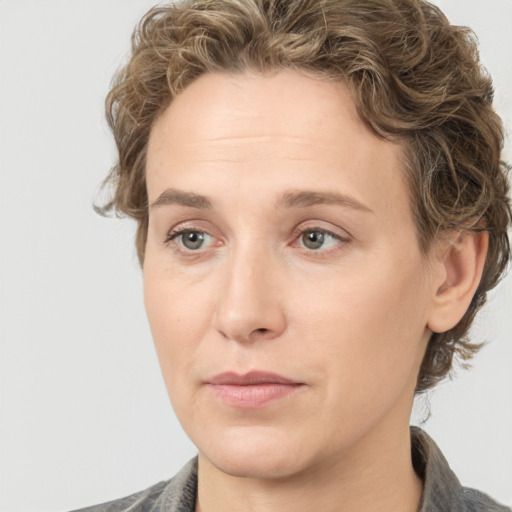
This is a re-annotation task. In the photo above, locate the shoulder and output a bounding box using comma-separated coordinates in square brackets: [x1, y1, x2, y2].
[71, 480, 169, 512]
[411, 428, 511, 512]
[69, 457, 198, 512]
[458, 487, 512, 512]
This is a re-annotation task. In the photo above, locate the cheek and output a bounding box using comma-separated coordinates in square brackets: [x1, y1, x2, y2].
[292, 264, 429, 449]
[143, 265, 214, 389]
[291, 256, 430, 393]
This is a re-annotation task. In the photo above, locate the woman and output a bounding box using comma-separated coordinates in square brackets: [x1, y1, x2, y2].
[75, 0, 511, 510]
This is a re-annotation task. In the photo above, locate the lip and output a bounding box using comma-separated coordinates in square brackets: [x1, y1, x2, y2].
[206, 371, 303, 408]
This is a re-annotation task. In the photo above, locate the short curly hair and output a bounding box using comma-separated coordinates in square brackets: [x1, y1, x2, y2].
[100, 0, 511, 393]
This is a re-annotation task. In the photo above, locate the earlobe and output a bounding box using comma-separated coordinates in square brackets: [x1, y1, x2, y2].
[427, 230, 489, 334]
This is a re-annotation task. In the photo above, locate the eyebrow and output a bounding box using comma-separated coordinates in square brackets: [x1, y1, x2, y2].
[150, 189, 213, 210]
[149, 188, 373, 214]
[278, 190, 374, 213]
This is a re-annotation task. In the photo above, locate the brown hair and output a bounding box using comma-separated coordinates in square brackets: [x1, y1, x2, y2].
[100, 0, 511, 393]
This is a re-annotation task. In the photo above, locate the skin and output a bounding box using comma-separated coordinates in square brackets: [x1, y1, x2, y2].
[143, 70, 487, 512]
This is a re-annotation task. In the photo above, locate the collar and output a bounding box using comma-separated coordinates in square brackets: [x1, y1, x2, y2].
[412, 426, 509, 512]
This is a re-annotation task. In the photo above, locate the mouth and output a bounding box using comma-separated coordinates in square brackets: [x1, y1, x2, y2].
[205, 371, 304, 409]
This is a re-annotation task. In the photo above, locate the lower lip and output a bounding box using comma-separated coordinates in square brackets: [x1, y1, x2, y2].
[207, 383, 302, 408]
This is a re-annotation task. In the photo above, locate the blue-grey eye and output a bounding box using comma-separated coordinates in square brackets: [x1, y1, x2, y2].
[302, 230, 325, 250]
[300, 229, 341, 251]
[180, 231, 206, 250]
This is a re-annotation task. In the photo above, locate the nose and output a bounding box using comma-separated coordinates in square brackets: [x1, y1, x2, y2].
[213, 246, 287, 343]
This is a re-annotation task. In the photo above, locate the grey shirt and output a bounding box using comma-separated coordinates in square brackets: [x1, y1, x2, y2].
[72, 428, 510, 512]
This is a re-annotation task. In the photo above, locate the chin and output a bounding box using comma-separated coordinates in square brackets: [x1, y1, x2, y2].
[197, 425, 312, 480]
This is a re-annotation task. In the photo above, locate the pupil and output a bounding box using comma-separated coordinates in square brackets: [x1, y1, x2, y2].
[304, 231, 324, 250]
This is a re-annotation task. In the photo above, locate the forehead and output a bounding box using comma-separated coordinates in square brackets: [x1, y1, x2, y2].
[148, 70, 380, 164]
[146, 70, 411, 229]
[152, 70, 363, 142]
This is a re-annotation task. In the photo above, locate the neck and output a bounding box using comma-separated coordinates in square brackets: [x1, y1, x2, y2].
[195, 422, 423, 512]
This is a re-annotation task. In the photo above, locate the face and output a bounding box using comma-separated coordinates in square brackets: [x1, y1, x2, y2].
[144, 70, 436, 479]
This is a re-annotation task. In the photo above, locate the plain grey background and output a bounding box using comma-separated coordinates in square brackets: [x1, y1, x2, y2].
[1, 1, 511, 511]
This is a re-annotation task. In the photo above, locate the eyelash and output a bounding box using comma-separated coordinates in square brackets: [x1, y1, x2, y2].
[164, 226, 350, 256]
[165, 228, 217, 253]
[291, 227, 349, 255]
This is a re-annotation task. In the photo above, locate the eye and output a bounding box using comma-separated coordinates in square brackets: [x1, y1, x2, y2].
[168, 230, 214, 251]
[297, 229, 343, 251]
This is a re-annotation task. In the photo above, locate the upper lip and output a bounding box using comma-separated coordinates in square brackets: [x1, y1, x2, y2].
[207, 371, 300, 386]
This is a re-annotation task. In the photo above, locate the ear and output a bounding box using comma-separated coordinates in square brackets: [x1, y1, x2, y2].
[427, 230, 489, 334]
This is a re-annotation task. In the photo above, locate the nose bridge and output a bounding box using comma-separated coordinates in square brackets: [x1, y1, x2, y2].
[214, 237, 286, 342]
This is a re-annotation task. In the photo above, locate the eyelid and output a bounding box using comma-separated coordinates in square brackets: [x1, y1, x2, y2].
[291, 220, 352, 241]
[293, 228, 345, 245]
[165, 227, 211, 242]
[163, 220, 223, 255]
[289, 223, 352, 254]
[166, 227, 215, 243]
[164, 219, 216, 241]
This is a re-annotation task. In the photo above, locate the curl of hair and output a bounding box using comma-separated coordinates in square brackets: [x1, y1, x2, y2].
[99, 0, 511, 393]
